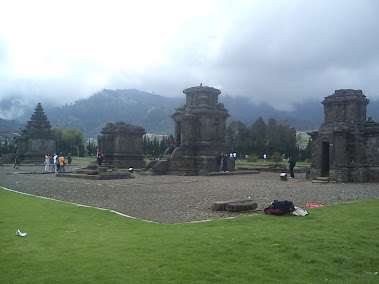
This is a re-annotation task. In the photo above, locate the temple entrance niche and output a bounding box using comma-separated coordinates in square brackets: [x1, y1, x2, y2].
[320, 142, 330, 177]
[151, 85, 232, 175]
[308, 89, 379, 182]
[14, 103, 56, 164]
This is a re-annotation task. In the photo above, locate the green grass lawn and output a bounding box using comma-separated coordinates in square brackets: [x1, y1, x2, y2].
[71, 156, 96, 164]
[236, 159, 310, 167]
[1, 188, 378, 283]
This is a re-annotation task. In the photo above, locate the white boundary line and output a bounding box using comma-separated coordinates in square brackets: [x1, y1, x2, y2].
[0, 186, 221, 224]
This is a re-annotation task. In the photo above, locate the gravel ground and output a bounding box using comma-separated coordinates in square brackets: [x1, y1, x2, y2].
[1, 164, 378, 224]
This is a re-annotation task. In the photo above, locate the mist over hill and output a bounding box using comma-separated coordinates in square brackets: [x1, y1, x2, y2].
[1, 89, 378, 139]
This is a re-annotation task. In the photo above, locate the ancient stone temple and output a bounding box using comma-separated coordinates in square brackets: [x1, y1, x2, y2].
[14, 103, 56, 164]
[308, 89, 379, 182]
[97, 121, 146, 169]
[150, 85, 231, 175]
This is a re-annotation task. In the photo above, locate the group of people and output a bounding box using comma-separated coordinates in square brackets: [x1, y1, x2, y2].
[44, 153, 72, 175]
[217, 151, 296, 177]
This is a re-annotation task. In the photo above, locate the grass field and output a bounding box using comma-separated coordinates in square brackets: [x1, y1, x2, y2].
[1, 188, 378, 283]
[236, 159, 311, 167]
[71, 156, 96, 164]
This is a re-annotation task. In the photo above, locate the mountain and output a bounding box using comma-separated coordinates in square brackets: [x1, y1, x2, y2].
[0, 118, 23, 136]
[42, 89, 183, 138]
[2, 89, 378, 139]
[219, 96, 324, 131]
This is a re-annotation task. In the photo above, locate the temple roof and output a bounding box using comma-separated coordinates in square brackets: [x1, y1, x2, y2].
[22, 103, 55, 136]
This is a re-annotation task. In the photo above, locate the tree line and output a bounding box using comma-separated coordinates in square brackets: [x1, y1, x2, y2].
[1, 120, 311, 162]
[142, 135, 173, 157]
[226, 117, 311, 162]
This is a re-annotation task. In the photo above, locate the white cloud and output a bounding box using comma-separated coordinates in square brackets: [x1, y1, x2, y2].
[0, 0, 378, 118]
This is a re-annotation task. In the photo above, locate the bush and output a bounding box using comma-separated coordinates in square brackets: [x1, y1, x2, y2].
[247, 154, 257, 162]
[271, 152, 282, 162]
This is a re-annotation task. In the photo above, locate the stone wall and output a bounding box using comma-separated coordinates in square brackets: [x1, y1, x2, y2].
[98, 121, 146, 169]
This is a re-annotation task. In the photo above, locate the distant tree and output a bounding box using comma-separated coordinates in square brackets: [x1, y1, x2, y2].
[53, 127, 85, 157]
[250, 116, 266, 142]
[0, 139, 14, 156]
[297, 137, 312, 162]
[271, 152, 282, 162]
[86, 141, 97, 156]
[226, 120, 249, 145]
[226, 117, 297, 159]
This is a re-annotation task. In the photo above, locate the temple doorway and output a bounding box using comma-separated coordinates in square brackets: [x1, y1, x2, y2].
[321, 142, 330, 177]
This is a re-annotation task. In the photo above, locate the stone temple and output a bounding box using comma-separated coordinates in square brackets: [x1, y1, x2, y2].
[97, 121, 146, 169]
[149, 85, 232, 175]
[14, 103, 56, 164]
[308, 89, 379, 182]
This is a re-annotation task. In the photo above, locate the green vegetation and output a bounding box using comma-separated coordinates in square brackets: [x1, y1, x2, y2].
[236, 159, 311, 167]
[1, 188, 377, 283]
[143, 135, 173, 157]
[70, 156, 95, 164]
[226, 118, 309, 162]
[53, 127, 85, 157]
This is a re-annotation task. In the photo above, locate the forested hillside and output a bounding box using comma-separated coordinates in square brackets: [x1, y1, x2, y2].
[2, 89, 378, 139]
[44, 89, 181, 138]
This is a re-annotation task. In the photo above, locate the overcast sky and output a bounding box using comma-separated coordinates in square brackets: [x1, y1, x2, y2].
[0, 0, 378, 119]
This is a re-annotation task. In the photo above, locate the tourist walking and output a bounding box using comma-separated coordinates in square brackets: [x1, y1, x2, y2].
[288, 156, 296, 178]
[44, 154, 50, 172]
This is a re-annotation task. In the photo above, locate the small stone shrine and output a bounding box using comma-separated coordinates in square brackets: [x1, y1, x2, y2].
[97, 121, 146, 169]
[14, 103, 56, 164]
[150, 85, 232, 175]
[308, 89, 379, 182]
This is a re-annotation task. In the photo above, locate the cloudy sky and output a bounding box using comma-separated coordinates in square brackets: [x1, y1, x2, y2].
[0, 0, 378, 119]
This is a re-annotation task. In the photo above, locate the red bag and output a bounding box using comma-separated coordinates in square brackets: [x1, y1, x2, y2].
[305, 204, 324, 208]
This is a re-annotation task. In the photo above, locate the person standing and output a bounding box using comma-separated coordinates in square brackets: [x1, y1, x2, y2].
[67, 153, 72, 168]
[97, 150, 103, 166]
[44, 154, 50, 173]
[217, 152, 224, 172]
[59, 154, 65, 174]
[97, 154, 103, 166]
[223, 153, 228, 172]
[288, 156, 296, 179]
[14, 156, 20, 169]
[53, 153, 58, 174]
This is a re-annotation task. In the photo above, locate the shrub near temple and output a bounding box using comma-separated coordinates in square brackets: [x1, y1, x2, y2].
[247, 154, 257, 162]
[271, 152, 283, 162]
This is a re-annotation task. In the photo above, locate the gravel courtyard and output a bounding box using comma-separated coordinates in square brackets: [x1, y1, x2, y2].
[1, 164, 378, 224]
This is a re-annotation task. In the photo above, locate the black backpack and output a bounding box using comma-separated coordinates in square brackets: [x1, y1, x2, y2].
[264, 200, 295, 215]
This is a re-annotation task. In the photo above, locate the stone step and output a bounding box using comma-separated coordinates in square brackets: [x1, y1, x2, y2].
[315, 177, 330, 181]
[207, 170, 260, 176]
[312, 176, 330, 184]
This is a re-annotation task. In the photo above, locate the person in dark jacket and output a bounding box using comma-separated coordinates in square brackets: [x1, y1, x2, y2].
[288, 156, 296, 178]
